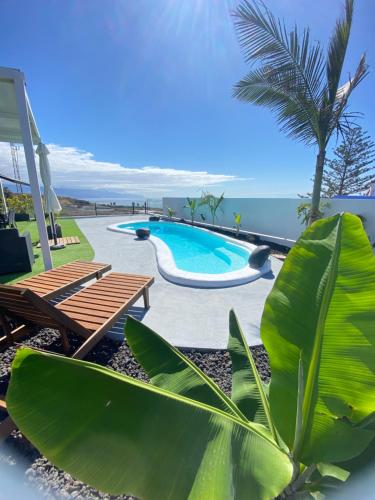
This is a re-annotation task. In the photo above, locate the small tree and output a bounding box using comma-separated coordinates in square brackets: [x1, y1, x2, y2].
[7, 194, 33, 215]
[184, 198, 198, 225]
[322, 127, 375, 197]
[297, 200, 330, 227]
[199, 192, 224, 226]
[166, 207, 175, 220]
[233, 213, 242, 237]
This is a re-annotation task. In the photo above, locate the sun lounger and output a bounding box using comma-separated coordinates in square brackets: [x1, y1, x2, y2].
[0, 260, 111, 350]
[0, 271, 153, 357]
[12, 260, 111, 299]
[0, 271, 154, 440]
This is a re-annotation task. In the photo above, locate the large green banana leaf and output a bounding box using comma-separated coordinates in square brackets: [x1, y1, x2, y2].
[261, 213, 375, 464]
[7, 348, 293, 499]
[228, 310, 273, 432]
[126, 316, 246, 421]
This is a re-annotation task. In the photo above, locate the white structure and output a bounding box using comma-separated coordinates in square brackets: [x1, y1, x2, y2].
[164, 197, 375, 247]
[0, 67, 52, 269]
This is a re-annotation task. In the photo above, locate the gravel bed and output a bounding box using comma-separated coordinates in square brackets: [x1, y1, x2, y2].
[0, 327, 270, 499]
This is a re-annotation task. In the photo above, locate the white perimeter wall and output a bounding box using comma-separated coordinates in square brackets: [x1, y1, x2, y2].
[163, 197, 375, 247]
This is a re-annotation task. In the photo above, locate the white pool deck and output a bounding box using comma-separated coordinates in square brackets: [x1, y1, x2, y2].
[76, 215, 283, 349]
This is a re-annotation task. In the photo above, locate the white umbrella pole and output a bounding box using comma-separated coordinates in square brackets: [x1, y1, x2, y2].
[13, 75, 52, 270]
[49, 211, 58, 246]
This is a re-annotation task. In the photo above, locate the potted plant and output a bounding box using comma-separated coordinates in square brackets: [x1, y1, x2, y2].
[184, 197, 198, 225]
[199, 191, 224, 226]
[233, 212, 241, 237]
[166, 207, 175, 220]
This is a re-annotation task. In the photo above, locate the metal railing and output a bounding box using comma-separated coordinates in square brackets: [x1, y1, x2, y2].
[60, 202, 163, 218]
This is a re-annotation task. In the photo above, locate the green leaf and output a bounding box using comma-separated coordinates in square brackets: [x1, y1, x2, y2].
[317, 463, 350, 482]
[126, 316, 246, 421]
[7, 348, 293, 499]
[262, 213, 375, 464]
[228, 310, 274, 434]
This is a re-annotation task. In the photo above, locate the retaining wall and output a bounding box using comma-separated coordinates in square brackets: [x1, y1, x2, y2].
[163, 197, 375, 247]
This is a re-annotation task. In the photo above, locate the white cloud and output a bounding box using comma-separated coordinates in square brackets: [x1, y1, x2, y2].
[0, 143, 246, 197]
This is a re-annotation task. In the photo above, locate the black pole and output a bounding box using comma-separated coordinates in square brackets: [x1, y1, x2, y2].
[132, 202, 135, 215]
[144, 202, 147, 214]
[49, 211, 58, 246]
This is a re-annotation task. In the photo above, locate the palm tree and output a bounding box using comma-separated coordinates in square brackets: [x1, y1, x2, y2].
[233, 0, 367, 223]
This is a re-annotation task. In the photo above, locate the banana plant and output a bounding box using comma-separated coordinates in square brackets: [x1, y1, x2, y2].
[199, 191, 225, 226]
[184, 197, 198, 225]
[233, 212, 242, 236]
[6, 213, 375, 499]
[166, 207, 175, 220]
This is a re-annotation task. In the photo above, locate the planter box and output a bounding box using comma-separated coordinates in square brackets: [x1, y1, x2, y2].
[15, 213, 30, 222]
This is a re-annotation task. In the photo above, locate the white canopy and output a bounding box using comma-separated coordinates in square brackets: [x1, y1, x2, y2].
[36, 143, 61, 214]
[0, 74, 40, 144]
[0, 67, 52, 270]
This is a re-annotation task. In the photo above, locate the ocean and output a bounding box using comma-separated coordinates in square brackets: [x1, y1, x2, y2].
[84, 198, 163, 209]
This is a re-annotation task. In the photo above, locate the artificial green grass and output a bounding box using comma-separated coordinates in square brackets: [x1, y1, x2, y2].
[0, 218, 94, 284]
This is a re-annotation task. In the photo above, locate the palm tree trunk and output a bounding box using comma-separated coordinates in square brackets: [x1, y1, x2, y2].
[309, 149, 326, 225]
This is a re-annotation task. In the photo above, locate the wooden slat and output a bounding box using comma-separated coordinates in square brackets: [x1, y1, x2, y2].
[73, 320, 103, 332]
[0, 325, 30, 349]
[104, 276, 152, 285]
[61, 294, 125, 307]
[70, 288, 133, 300]
[88, 284, 143, 295]
[14, 284, 54, 294]
[72, 287, 147, 359]
[20, 275, 71, 286]
[62, 311, 105, 325]
[90, 280, 148, 290]
[60, 302, 117, 315]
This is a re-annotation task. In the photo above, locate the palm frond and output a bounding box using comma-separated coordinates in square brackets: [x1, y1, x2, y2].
[233, 0, 325, 106]
[326, 0, 354, 104]
[234, 68, 318, 145]
[327, 54, 368, 144]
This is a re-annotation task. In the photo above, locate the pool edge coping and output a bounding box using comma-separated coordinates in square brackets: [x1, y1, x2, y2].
[107, 219, 271, 288]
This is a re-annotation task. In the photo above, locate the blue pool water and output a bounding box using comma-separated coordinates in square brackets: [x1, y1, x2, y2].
[118, 221, 250, 274]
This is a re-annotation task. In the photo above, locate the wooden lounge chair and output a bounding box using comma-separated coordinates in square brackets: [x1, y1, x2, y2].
[0, 260, 111, 351]
[12, 260, 111, 299]
[0, 271, 154, 440]
[0, 272, 153, 358]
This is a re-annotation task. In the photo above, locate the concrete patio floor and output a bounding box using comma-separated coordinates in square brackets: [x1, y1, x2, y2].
[75, 215, 283, 349]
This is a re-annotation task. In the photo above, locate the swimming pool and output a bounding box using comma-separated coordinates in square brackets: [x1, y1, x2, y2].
[108, 220, 271, 287]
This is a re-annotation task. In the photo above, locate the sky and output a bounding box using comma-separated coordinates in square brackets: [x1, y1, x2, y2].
[0, 0, 374, 200]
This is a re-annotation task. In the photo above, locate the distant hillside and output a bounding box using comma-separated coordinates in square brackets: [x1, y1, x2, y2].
[58, 195, 92, 207]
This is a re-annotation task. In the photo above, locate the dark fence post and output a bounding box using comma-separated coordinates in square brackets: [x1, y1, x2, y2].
[132, 202, 135, 215]
[94, 203, 97, 217]
[144, 202, 147, 214]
